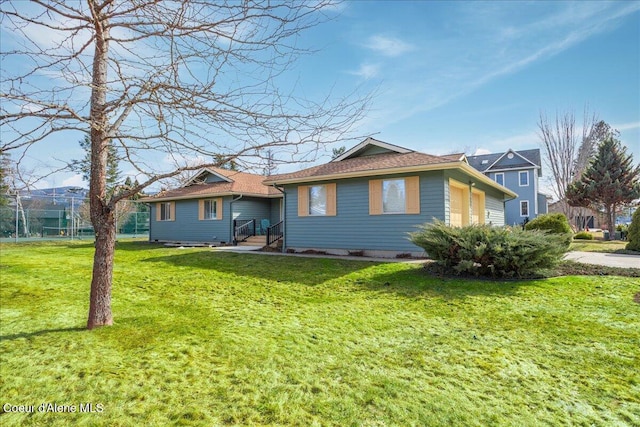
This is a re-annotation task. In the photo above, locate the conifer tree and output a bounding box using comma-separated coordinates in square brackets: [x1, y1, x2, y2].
[566, 137, 640, 239]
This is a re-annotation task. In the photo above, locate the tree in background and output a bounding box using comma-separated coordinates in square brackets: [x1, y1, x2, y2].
[72, 135, 120, 194]
[0, 150, 12, 207]
[1, 1, 368, 328]
[566, 137, 640, 240]
[537, 108, 600, 222]
[332, 146, 346, 159]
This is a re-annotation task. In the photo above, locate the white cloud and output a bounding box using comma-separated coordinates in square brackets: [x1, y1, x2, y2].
[364, 35, 414, 57]
[614, 121, 640, 131]
[62, 174, 86, 188]
[348, 63, 380, 79]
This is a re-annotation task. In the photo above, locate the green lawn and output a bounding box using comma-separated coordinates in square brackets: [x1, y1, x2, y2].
[570, 239, 631, 253]
[1, 241, 639, 426]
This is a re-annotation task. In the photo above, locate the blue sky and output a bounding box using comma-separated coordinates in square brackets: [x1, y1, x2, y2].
[4, 1, 640, 193]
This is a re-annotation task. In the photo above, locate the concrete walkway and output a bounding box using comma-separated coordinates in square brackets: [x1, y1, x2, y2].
[564, 251, 640, 269]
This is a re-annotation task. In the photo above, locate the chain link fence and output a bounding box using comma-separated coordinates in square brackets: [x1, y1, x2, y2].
[0, 195, 149, 242]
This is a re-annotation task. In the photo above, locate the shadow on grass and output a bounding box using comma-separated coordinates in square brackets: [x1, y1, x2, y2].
[359, 264, 536, 299]
[0, 326, 86, 342]
[141, 251, 382, 286]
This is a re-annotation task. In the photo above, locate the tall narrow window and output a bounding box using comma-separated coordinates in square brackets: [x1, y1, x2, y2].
[382, 179, 406, 213]
[519, 171, 529, 187]
[494, 173, 504, 186]
[520, 200, 529, 217]
[204, 199, 217, 219]
[157, 202, 174, 221]
[309, 185, 327, 215]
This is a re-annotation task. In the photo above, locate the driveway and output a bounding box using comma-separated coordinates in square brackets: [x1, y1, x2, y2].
[564, 251, 640, 269]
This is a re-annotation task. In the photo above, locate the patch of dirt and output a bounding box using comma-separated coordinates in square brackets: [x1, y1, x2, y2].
[634, 292, 640, 305]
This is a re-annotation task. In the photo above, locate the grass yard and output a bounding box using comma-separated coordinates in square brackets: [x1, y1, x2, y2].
[570, 239, 631, 253]
[1, 241, 639, 426]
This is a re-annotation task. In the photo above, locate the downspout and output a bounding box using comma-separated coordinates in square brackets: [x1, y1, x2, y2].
[229, 194, 243, 245]
[272, 184, 286, 253]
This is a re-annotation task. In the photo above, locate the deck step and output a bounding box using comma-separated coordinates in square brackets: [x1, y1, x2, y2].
[239, 236, 267, 246]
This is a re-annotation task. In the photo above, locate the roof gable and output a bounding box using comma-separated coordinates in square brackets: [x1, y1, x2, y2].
[142, 167, 281, 202]
[184, 168, 233, 186]
[468, 149, 542, 175]
[332, 137, 413, 162]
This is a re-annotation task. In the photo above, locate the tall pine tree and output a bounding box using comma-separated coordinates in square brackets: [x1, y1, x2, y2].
[566, 136, 640, 239]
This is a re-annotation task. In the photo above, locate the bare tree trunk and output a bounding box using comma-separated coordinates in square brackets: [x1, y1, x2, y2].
[87, 2, 113, 329]
[88, 216, 115, 328]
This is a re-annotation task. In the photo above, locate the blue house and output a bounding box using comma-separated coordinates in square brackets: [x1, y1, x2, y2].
[467, 149, 548, 226]
[144, 168, 282, 245]
[262, 138, 516, 257]
[145, 138, 517, 256]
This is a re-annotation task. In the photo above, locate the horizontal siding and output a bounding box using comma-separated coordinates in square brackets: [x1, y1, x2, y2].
[149, 197, 233, 243]
[485, 195, 505, 227]
[284, 172, 445, 252]
[232, 198, 272, 223]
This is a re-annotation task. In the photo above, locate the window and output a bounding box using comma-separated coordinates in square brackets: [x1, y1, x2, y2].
[199, 198, 223, 220]
[494, 173, 504, 186]
[519, 171, 529, 187]
[383, 179, 406, 213]
[309, 185, 327, 215]
[520, 200, 529, 217]
[298, 184, 336, 216]
[369, 176, 419, 215]
[156, 202, 175, 221]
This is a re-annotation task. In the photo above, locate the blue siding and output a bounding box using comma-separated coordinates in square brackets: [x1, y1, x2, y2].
[149, 197, 233, 243]
[498, 169, 537, 225]
[284, 172, 446, 252]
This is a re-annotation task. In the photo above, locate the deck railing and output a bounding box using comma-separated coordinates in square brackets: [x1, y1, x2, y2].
[233, 219, 255, 244]
[266, 220, 283, 246]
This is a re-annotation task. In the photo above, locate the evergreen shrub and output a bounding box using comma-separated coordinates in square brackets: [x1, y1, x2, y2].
[524, 213, 572, 248]
[573, 231, 594, 240]
[410, 221, 568, 278]
[626, 208, 640, 252]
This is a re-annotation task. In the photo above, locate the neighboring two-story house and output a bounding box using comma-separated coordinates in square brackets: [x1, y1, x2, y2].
[467, 149, 548, 226]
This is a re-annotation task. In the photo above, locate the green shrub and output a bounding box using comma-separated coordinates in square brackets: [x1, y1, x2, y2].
[524, 213, 572, 248]
[573, 231, 594, 240]
[410, 221, 568, 278]
[626, 208, 640, 251]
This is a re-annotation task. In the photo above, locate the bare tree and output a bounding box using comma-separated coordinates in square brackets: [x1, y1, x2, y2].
[537, 107, 598, 225]
[1, 1, 368, 329]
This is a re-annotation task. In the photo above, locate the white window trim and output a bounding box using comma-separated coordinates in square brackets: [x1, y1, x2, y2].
[494, 172, 504, 186]
[520, 200, 529, 217]
[519, 171, 529, 187]
[203, 199, 218, 220]
[382, 178, 406, 214]
[308, 185, 327, 216]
